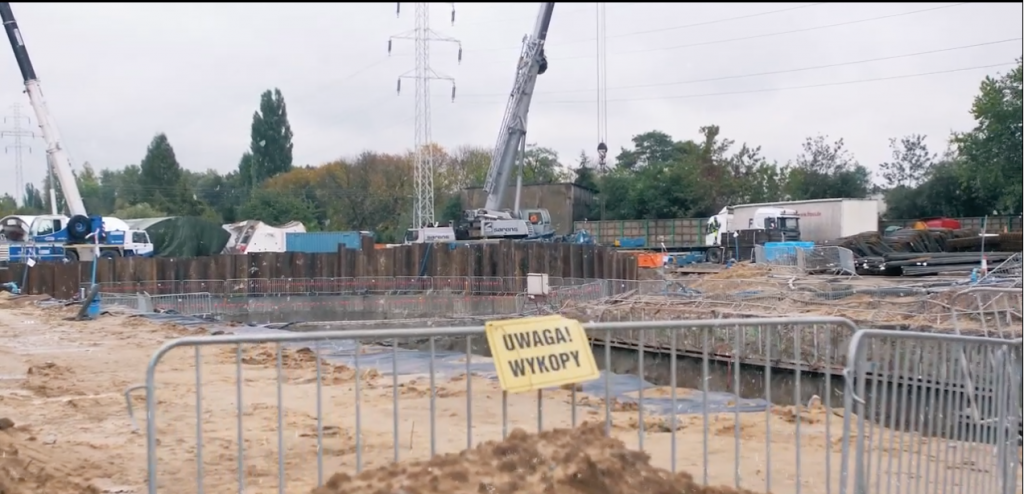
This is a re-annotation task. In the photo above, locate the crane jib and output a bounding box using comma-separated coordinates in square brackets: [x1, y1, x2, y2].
[0, 3, 38, 83]
[0, 2, 88, 218]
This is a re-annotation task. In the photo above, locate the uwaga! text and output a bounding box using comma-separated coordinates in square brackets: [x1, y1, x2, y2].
[501, 327, 583, 377]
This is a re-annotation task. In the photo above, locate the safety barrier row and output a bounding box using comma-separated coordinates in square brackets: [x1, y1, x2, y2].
[122, 292, 1023, 494]
[84, 276, 606, 297]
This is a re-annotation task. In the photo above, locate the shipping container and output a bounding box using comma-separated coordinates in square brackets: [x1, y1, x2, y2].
[572, 218, 707, 247]
[285, 231, 366, 253]
[731, 198, 879, 243]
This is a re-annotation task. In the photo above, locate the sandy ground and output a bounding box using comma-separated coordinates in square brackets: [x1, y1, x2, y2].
[0, 293, 1019, 494]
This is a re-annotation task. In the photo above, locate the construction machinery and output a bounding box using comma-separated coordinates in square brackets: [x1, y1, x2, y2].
[0, 3, 152, 262]
[407, 3, 557, 243]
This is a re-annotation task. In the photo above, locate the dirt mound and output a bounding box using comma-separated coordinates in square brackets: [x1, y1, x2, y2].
[227, 345, 382, 384]
[0, 292, 52, 308]
[770, 395, 829, 425]
[704, 263, 771, 280]
[311, 422, 766, 494]
[23, 362, 82, 398]
[0, 428, 100, 494]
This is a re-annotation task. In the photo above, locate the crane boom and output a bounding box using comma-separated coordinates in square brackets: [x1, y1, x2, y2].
[482, 2, 554, 210]
[0, 3, 87, 217]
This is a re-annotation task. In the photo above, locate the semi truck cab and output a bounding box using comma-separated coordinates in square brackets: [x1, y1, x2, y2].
[751, 207, 801, 239]
[704, 206, 802, 245]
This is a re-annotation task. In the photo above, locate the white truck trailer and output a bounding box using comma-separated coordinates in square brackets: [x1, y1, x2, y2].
[729, 198, 879, 243]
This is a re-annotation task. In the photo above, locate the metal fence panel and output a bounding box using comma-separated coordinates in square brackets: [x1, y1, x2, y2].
[131, 316, 873, 494]
[100, 291, 214, 316]
[840, 329, 1023, 494]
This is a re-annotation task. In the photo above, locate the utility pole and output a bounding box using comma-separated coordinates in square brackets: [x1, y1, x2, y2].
[1, 103, 35, 205]
[388, 2, 462, 228]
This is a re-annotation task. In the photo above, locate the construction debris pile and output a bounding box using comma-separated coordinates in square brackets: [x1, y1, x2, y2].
[567, 264, 1022, 335]
[826, 230, 1023, 276]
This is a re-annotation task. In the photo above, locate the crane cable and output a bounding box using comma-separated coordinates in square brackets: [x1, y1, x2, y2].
[595, 2, 609, 171]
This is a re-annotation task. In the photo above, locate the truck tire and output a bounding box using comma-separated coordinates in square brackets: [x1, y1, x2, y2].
[100, 250, 120, 259]
[64, 250, 79, 262]
[66, 215, 92, 242]
[706, 247, 723, 264]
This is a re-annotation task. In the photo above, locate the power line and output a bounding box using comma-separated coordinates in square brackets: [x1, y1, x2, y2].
[467, 3, 825, 54]
[1, 103, 36, 203]
[553, 61, 1019, 104]
[457, 61, 1018, 106]
[388, 2, 462, 227]
[461, 38, 1022, 97]
[556, 3, 972, 61]
[606, 3, 824, 41]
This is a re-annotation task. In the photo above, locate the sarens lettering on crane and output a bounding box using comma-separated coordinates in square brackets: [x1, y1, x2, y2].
[485, 315, 599, 393]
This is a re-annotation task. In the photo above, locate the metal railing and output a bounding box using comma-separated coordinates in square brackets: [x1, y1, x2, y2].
[128, 317, 862, 494]
[839, 329, 1022, 494]
[98, 292, 215, 317]
[83, 276, 602, 297]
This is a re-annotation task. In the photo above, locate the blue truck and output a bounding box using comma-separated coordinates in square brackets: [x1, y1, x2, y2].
[0, 214, 155, 263]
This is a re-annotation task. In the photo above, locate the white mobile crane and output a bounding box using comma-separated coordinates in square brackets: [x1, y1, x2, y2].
[0, 3, 153, 262]
[407, 3, 557, 243]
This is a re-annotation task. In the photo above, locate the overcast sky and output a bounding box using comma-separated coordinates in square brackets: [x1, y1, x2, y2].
[0, 2, 1020, 199]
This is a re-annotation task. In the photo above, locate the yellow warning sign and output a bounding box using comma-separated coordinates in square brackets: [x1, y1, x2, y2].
[485, 315, 599, 394]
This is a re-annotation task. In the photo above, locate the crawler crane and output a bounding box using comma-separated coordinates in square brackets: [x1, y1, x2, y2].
[406, 3, 558, 243]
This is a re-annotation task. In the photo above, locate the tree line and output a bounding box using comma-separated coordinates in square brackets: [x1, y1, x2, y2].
[1, 59, 1019, 243]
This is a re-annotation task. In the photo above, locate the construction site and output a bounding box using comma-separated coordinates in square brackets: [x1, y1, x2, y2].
[0, 0, 1022, 493]
[1, 245, 1022, 493]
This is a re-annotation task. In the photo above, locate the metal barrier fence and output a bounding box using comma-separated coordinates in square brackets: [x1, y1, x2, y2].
[130, 316, 864, 494]
[840, 329, 1023, 494]
[754, 245, 856, 275]
[98, 292, 215, 316]
[83, 276, 602, 297]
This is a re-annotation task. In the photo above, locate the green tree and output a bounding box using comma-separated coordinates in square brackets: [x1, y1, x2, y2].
[439, 196, 463, 223]
[113, 202, 166, 219]
[952, 58, 1022, 214]
[0, 193, 16, 216]
[21, 183, 45, 212]
[521, 145, 568, 184]
[879, 135, 935, 189]
[572, 151, 600, 191]
[76, 162, 111, 215]
[614, 130, 686, 170]
[238, 187, 317, 228]
[786, 135, 871, 200]
[247, 89, 294, 187]
[139, 133, 203, 216]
